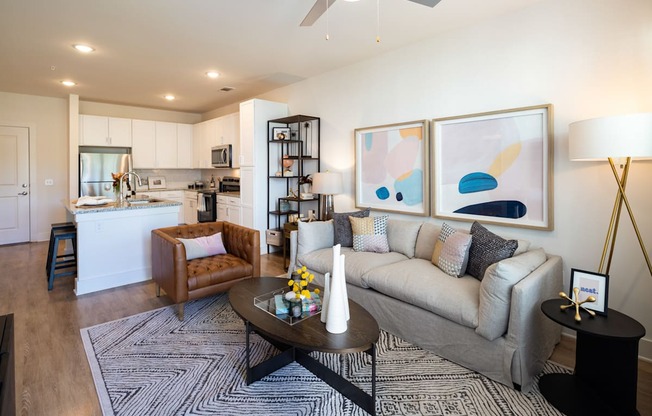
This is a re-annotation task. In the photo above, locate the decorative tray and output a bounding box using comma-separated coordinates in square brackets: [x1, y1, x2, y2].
[254, 287, 321, 326]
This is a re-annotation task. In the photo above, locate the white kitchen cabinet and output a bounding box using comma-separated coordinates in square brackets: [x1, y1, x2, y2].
[239, 99, 288, 251]
[132, 119, 156, 168]
[155, 122, 178, 168]
[177, 123, 193, 169]
[184, 191, 198, 224]
[192, 113, 239, 169]
[80, 115, 132, 147]
[193, 120, 212, 169]
[217, 195, 241, 225]
[159, 190, 184, 224]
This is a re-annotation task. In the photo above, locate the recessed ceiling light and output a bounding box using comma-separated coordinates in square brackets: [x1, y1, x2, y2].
[73, 44, 95, 53]
[206, 71, 220, 79]
[164, 95, 175, 101]
[61, 80, 76, 87]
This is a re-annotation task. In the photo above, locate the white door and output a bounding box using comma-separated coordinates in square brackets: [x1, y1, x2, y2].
[0, 126, 30, 244]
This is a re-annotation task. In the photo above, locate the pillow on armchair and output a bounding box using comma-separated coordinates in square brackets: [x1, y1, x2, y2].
[178, 232, 227, 260]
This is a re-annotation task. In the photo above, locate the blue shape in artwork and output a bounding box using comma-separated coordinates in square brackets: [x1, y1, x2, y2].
[454, 200, 527, 219]
[458, 172, 498, 194]
[396, 192, 403, 202]
[394, 169, 423, 206]
[364, 133, 374, 151]
[376, 186, 390, 200]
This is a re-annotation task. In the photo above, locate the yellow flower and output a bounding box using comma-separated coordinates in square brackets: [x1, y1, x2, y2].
[288, 279, 295, 286]
[301, 266, 307, 272]
[300, 280, 307, 287]
[302, 272, 309, 279]
[301, 289, 311, 298]
[314, 288, 320, 295]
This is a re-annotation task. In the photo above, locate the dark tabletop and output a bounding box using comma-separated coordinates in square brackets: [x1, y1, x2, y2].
[541, 299, 645, 340]
[229, 277, 380, 354]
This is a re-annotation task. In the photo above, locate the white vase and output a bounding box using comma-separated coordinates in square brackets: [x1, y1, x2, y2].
[321, 272, 330, 323]
[326, 253, 348, 334]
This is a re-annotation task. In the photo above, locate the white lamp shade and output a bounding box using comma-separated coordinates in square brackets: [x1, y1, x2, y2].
[569, 113, 652, 161]
[311, 171, 343, 195]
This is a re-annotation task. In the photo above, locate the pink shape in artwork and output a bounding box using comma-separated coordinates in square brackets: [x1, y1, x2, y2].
[362, 131, 388, 184]
[386, 136, 419, 179]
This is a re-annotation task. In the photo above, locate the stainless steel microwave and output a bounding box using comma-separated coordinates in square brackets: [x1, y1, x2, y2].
[211, 144, 232, 168]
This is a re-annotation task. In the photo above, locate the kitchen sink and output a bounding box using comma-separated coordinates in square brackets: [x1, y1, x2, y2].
[127, 198, 163, 205]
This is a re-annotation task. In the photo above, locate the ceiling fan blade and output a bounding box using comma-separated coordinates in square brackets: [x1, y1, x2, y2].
[300, 0, 337, 27]
[408, 0, 442, 7]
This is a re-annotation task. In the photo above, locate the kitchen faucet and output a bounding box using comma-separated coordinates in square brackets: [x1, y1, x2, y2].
[118, 171, 142, 204]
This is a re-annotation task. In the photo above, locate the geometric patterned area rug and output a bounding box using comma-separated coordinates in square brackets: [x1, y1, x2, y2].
[81, 293, 567, 416]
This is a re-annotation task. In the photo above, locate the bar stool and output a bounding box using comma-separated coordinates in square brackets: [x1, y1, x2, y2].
[46, 222, 75, 276]
[46, 224, 77, 290]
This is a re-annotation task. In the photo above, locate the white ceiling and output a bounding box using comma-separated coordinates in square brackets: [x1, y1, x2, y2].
[0, 0, 544, 114]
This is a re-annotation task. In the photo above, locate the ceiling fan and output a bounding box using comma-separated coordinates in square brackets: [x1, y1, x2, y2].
[300, 0, 442, 27]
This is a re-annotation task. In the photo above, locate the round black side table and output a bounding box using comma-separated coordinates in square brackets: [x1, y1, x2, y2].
[539, 299, 645, 416]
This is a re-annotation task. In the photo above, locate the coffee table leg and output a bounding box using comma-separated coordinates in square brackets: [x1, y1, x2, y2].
[245, 320, 252, 384]
[371, 343, 376, 407]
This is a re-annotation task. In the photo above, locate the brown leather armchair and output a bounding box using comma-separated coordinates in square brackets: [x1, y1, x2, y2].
[151, 221, 260, 319]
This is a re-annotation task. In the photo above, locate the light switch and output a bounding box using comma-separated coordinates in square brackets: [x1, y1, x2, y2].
[45, 179, 54, 186]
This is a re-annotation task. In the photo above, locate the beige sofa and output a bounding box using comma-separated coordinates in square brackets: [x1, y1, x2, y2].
[288, 218, 562, 392]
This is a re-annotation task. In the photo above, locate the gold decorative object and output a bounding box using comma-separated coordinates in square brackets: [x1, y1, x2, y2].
[559, 287, 596, 322]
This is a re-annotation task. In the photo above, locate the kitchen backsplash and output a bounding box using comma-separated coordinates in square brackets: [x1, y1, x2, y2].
[134, 168, 239, 190]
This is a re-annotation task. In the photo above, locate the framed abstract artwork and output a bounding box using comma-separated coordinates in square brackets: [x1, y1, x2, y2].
[431, 104, 554, 230]
[354, 120, 430, 216]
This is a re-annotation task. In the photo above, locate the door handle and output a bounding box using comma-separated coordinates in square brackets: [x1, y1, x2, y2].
[18, 191, 28, 195]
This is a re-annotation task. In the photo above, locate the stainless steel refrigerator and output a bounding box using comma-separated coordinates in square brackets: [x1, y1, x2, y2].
[79, 148, 133, 197]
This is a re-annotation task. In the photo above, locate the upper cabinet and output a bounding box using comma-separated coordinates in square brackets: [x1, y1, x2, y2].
[192, 112, 239, 169]
[80, 115, 132, 147]
[132, 120, 193, 169]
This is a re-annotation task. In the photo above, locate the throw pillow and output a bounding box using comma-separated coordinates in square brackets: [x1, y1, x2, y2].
[178, 232, 227, 260]
[466, 222, 518, 280]
[430, 222, 472, 277]
[386, 219, 422, 258]
[350, 215, 390, 253]
[332, 208, 370, 247]
[414, 222, 442, 260]
[297, 220, 334, 256]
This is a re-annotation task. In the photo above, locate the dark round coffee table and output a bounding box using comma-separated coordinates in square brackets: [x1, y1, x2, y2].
[229, 277, 380, 415]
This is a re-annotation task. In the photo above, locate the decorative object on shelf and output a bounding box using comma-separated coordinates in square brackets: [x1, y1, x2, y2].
[302, 121, 313, 157]
[273, 127, 290, 141]
[325, 244, 349, 334]
[148, 176, 167, 190]
[312, 171, 342, 220]
[568, 113, 652, 277]
[354, 119, 430, 216]
[432, 105, 553, 229]
[559, 287, 596, 322]
[568, 268, 609, 315]
[279, 200, 290, 213]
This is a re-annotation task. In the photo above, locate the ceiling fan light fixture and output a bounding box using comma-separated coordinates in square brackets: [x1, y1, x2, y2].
[72, 44, 95, 53]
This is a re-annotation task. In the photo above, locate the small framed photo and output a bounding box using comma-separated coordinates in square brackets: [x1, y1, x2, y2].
[569, 268, 609, 315]
[148, 176, 167, 190]
[272, 127, 290, 141]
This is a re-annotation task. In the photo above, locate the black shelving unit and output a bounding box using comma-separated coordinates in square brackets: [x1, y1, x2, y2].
[267, 114, 320, 252]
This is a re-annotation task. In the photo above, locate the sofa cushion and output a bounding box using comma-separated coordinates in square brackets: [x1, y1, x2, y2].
[332, 209, 370, 247]
[364, 258, 480, 329]
[466, 222, 518, 280]
[298, 247, 407, 288]
[414, 222, 441, 260]
[476, 248, 547, 340]
[178, 232, 226, 260]
[350, 215, 390, 253]
[298, 220, 334, 256]
[387, 219, 422, 258]
[431, 223, 472, 277]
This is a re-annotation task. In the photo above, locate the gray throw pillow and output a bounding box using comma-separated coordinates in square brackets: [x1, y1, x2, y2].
[466, 221, 518, 280]
[332, 208, 370, 247]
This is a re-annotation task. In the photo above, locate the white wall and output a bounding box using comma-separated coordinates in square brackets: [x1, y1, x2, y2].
[254, 0, 652, 357]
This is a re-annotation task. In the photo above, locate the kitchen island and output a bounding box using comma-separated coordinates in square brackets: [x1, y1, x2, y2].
[65, 199, 181, 295]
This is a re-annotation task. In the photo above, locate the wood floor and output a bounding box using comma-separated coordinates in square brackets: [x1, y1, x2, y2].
[1, 241, 650, 415]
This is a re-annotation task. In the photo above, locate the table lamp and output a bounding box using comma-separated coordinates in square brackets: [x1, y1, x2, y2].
[568, 113, 652, 276]
[311, 171, 343, 220]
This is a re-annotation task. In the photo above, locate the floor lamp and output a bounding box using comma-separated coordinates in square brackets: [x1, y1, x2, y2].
[311, 171, 343, 221]
[568, 113, 652, 277]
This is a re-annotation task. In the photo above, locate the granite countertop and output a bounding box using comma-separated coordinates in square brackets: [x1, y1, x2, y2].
[66, 198, 182, 215]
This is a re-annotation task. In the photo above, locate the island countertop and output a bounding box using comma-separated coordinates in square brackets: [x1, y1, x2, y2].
[65, 198, 182, 215]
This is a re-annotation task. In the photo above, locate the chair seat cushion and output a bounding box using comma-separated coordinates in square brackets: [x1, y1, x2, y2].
[187, 254, 253, 290]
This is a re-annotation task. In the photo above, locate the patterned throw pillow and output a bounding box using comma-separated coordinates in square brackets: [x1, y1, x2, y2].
[333, 209, 370, 247]
[466, 221, 518, 280]
[431, 222, 472, 277]
[350, 215, 390, 253]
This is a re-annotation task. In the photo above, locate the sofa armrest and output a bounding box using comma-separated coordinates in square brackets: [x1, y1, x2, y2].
[505, 254, 563, 392]
[223, 222, 261, 277]
[151, 229, 189, 303]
